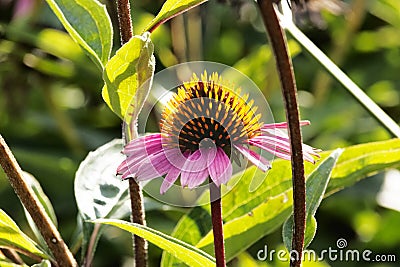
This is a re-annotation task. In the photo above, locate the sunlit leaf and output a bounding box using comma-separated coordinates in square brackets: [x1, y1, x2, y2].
[31, 260, 51, 267]
[22, 172, 57, 253]
[283, 149, 342, 251]
[45, 0, 113, 69]
[235, 252, 271, 267]
[143, 0, 207, 33]
[369, 0, 400, 29]
[94, 219, 215, 267]
[75, 139, 129, 220]
[102, 33, 155, 123]
[161, 139, 400, 266]
[0, 261, 26, 267]
[0, 209, 48, 259]
[74, 139, 129, 262]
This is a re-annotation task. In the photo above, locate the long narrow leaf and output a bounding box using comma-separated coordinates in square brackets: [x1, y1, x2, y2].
[93, 219, 215, 267]
[276, 9, 400, 138]
[161, 139, 400, 266]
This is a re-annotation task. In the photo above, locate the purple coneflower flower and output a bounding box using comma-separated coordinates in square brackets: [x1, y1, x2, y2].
[117, 72, 319, 194]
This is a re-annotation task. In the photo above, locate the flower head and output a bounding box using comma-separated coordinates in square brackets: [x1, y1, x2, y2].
[117, 72, 319, 194]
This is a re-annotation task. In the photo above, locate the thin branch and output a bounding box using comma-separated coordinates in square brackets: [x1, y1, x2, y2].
[256, 1, 306, 267]
[84, 223, 101, 267]
[209, 180, 226, 267]
[0, 135, 77, 267]
[0, 248, 24, 264]
[129, 178, 147, 267]
[116, 0, 133, 44]
[115, 1, 148, 266]
[3, 245, 50, 264]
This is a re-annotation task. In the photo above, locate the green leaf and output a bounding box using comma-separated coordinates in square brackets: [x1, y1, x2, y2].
[93, 219, 215, 267]
[0, 261, 26, 267]
[22, 172, 57, 253]
[102, 33, 155, 122]
[31, 260, 51, 267]
[143, 0, 207, 33]
[196, 191, 293, 257]
[0, 209, 48, 259]
[161, 139, 400, 266]
[74, 139, 130, 262]
[45, 0, 113, 69]
[282, 214, 317, 256]
[283, 149, 342, 251]
[75, 139, 130, 220]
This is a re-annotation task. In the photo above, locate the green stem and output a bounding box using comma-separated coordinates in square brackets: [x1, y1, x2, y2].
[257, 1, 306, 267]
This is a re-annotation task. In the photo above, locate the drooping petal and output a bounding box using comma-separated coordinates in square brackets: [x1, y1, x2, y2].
[181, 149, 209, 189]
[116, 160, 129, 175]
[123, 133, 162, 155]
[250, 135, 292, 152]
[249, 139, 292, 161]
[251, 133, 319, 163]
[234, 145, 271, 172]
[207, 147, 232, 187]
[160, 166, 181, 194]
[136, 150, 175, 181]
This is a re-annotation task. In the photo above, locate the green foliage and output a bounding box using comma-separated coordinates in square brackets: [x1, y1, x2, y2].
[102, 33, 155, 123]
[44, 0, 113, 69]
[282, 149, 342, 251]
[2, 0, 400, 266]
[94, 219, 216, 267]
[0, 261, 27, 267]
[143, 0, 208, 33]
[0, 209, 49, 259]
[31, 260, 52, 267]
[22, 172, 57, 253]
[74, 139, 129, 221]
[74, 139, 130, 262]
[161, 139, 400, 266]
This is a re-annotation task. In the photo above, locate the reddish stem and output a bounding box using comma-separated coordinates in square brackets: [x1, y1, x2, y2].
[209, 180, 226, 267]
[256, 1, 306, 267]
[115, 0, 148, 266]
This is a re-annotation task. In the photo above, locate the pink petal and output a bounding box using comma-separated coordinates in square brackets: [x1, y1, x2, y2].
[123, 133, 162, 155]
[181, 149, 209, 189]
[251, 135, 292, 152]
[117, 160, 129, 175]
[252, 135, 318, 163]
[136, 150, 175, 181]
[249, 140, 292, 161]
[208, 147, 232, 187]
[234, 145, 271, 172]
[160, 166, 181, 194]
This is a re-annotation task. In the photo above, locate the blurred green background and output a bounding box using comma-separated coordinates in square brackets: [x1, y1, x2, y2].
[0, 0, 399, 266]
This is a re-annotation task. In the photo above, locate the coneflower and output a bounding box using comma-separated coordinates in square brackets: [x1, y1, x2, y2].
[117, 71, 319, 193]
[117, 71, 319, 267]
